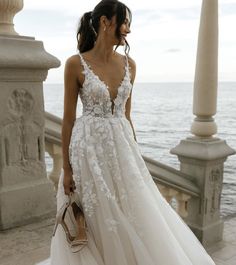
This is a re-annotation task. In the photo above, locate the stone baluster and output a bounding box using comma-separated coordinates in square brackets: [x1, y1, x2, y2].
[157, 184, 191, 218]
[45, 143, 62, 191]
[0, 0, 23, 35]
[157, 184, 178, 203]
[175, 193, 191, 218]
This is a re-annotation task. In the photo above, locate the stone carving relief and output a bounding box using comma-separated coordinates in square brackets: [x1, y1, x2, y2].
[0, 89, 44, 168]
[8, 88, 34, 117]
[208, 167, 222, 215]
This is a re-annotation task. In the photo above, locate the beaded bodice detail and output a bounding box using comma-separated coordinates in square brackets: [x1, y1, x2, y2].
[77, 51, 133, 118]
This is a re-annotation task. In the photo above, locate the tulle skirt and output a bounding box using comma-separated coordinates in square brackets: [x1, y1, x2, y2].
[37, 116, 215, 265]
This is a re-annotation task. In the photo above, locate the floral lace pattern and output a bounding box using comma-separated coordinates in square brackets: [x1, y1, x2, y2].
[78, 50, 132, 118]
[105, 218, 120, 233]
[81, 180, 98, 217]
[67, 50, 154, 233]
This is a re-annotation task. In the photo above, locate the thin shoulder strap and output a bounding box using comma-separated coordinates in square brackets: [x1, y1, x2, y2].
[124, 53, 128, 66]
[77, 50, 90, 72]
[125, 54, 131, 80]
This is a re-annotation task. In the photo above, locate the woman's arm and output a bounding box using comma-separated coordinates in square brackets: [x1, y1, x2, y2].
[62, 56, 80, 172]
[125, 56, 137, 142]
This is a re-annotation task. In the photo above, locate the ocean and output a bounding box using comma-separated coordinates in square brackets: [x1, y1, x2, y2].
[43, 82, 236, 218]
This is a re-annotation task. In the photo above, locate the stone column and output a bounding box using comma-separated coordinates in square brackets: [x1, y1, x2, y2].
[191, 0, 218, 138]
[170, 0, 235, 247]
[0, 0, 61, 230]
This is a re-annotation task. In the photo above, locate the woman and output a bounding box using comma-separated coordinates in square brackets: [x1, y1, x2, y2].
[45, 1, 216, 264]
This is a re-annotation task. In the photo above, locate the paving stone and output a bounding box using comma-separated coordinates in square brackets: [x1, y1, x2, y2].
[224, 255, 236, 265]
[1, 215, 236, 265]
[211, 244, 236, 261]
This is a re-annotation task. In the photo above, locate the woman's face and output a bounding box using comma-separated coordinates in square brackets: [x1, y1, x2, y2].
[108, 8, 131, 46]
[118, 9, 131, 45]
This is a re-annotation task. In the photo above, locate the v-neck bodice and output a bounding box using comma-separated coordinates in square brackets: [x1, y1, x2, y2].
[77, 50, 133, 118]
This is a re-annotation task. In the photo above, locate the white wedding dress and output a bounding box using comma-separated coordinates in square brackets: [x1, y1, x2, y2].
[37, 51, 216, 265]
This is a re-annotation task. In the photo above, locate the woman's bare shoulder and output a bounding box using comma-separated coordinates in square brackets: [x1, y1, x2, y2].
[65, 54, 82, 69]
[65, 54, 84, 75]
[64, 54, 84, 88]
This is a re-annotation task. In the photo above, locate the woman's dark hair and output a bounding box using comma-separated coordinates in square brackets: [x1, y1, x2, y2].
[77, 0, 132, 55]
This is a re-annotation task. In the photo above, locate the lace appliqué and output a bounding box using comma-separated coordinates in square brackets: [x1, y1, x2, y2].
[82, 180, 98, 217]
[67, 51, 150, 231]
[77, 50, 133, 119]
[105, 218, 120, 233]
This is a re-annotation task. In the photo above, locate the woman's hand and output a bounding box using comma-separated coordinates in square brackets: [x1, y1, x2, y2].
[63, 168, 76, 195]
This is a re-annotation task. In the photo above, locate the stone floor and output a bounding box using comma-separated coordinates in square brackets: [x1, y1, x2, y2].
[206, 214, 236, 265]
[0, 214, 236, 265]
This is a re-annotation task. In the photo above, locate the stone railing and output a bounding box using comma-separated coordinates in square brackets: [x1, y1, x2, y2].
[143, 156, 199, 218]
[44, 111, 199, 220]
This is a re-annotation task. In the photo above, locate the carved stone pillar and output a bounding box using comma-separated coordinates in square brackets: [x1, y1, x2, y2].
[0, 0, 60, 230]
[171, 140, 235, 247]
[170, 0, 235, 247]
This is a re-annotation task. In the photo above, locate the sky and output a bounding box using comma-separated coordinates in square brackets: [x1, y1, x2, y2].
[14, 0, 236, 83]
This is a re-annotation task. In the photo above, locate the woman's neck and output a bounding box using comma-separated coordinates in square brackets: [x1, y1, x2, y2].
[90, 39, 116, 63]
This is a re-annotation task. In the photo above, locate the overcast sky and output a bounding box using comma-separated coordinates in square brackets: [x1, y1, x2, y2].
[14, 0, 236, 83]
